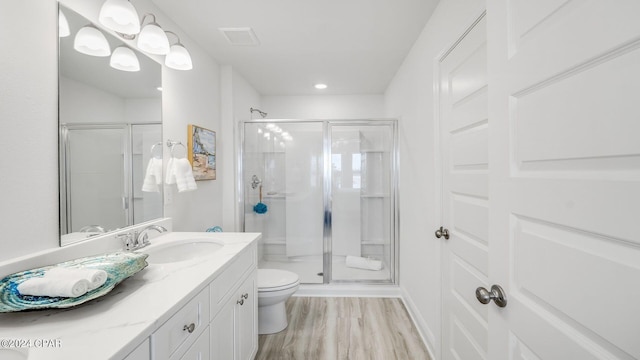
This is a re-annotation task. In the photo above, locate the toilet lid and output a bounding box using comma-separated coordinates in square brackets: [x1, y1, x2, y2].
[258, 269, 299, 291]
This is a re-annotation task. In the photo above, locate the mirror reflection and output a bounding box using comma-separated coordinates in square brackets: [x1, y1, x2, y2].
[59, 5, 163, 246]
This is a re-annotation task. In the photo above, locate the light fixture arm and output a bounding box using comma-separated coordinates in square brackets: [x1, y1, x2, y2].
[164, 30, 183, 46]
[140, 13, 159, 27]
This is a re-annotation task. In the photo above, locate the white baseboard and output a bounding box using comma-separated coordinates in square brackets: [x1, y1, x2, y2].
[399, 287, 438, 360]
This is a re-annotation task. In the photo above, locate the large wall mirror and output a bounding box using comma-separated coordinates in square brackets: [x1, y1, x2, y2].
[59, 5, 163, 246]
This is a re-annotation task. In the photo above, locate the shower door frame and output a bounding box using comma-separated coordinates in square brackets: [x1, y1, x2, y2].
[238, 119, 399, 285]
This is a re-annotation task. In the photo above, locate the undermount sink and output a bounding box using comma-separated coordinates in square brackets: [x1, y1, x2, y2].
[143, 239, 224, 264]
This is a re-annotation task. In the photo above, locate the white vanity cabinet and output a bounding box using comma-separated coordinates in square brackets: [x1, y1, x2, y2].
[209, 245, 258, 359]
[147, 242, 257, 360]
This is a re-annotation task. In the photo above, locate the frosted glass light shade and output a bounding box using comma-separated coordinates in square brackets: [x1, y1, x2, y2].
[110, 46, 140, 72]
[99, 0, 141, 36]
[59, 10, 70, 37]
[74, 26, 111, 57]
[165, 44, 193, 70]
[137, 23, 170, 55]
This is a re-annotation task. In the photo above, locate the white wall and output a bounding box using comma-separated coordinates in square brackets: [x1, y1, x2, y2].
[0, 0, 225, 262]
[0, 1, 59, 262]
[384, 0, 485, 357]
[262, 94, 385, 119]
[220, 66, 262, 232]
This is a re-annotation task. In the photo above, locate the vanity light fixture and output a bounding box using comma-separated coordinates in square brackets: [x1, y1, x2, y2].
[314, 83, 328, 90]
[98, 0, 140, 36]
[137, 14, 170, 55]
[74, 25, 111, 57]
[59, 10, 70, 37]
[110, 46, 140, 72]
[164, 31, 193, 70]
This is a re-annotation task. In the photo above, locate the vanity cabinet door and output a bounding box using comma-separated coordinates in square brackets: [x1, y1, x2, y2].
[178, 326, 210, 360]
[210, 269, 257, 360]
[210, 295, 236, 359]
[237, 272, 257, 360]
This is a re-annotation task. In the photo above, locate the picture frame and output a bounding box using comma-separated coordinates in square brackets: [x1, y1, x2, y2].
[187, 124, 216, 180]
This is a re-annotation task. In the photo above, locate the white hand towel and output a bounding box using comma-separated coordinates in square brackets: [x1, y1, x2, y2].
[17, 277, 89, 298]
[174, 158, 197, 192]
[142, 158, 163, 192]
[345, 256, 383, 271]
[46, 267, 108, 290]
[165, 157, 176, 185]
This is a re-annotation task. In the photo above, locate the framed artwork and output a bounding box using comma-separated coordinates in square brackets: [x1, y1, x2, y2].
[187, 124, 216, 180]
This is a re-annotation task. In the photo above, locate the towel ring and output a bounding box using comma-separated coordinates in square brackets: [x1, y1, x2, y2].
[150, 142, 163, 159]
[167, 139, 188, 158]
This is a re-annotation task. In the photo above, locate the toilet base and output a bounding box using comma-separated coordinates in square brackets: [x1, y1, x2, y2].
[258, 301, 288, 334]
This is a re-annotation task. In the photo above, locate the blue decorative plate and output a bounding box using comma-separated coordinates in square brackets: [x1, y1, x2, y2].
[0, 252, 148, 313]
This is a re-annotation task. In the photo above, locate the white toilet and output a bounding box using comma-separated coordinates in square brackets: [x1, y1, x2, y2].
[257, 269, 300, 334]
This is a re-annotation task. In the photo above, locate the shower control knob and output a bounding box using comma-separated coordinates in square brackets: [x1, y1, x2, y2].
[435, 226, 450, 240]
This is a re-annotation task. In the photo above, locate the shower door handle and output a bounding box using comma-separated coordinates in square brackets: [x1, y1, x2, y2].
[435, 226, 449, 239]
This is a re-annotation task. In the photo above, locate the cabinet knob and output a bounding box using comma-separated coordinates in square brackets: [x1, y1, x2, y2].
[242, 293, 249, 300]
[183, 323, 196, 333]
[237, 298, 245, 306]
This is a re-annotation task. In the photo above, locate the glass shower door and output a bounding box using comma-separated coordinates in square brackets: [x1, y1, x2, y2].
[243, 121, 325, 284]
[329, 122, 396, 282]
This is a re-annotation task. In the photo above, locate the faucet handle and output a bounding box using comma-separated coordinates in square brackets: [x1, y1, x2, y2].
[116, 233, 134, 251]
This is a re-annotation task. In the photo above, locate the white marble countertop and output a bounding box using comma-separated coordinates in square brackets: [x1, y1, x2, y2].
[0, 232, 261, 360]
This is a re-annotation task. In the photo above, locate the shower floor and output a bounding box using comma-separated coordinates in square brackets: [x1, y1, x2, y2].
[259, 256, 391, 284]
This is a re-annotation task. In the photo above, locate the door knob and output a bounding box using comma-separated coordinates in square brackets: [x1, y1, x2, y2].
[475, 284, 507, 307]
[435, 226, 450, 239]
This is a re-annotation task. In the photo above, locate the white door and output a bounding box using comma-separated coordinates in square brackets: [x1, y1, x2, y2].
[439, 14, 489, 360]
[488, 0, 640, 359]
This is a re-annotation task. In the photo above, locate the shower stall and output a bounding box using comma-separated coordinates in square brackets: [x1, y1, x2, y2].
[240, 120, 398, 284]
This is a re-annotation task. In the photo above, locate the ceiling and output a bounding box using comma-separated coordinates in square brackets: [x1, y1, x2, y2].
[150, 0, 440, 96]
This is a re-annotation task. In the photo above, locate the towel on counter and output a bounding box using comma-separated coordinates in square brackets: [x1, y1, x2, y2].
[46, 267, 108, 290]
[142, 158, 163, 192]
[345, 256, 383, 271]
[166, 157, 197, 192]
[17, 277, 89, 298]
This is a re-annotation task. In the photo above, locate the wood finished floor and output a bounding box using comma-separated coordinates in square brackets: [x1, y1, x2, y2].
[256, 297, 431, 360]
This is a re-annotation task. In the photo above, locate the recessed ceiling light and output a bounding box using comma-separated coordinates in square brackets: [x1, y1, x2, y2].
[314, 83, 327, 90]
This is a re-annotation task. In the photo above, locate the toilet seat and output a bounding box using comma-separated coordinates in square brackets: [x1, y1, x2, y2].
[258, 269, 299, 292]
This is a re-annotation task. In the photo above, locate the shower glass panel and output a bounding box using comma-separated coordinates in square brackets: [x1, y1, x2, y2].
[243, 121, 325, 284]
[241, 120, 397, 285]
[62, 126, 128, 233]
[131, 123, 163, 224]
[330, 123, 395, 282]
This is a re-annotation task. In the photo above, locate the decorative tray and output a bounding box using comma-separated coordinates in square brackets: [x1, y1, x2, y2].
[0, 252, 148, 313]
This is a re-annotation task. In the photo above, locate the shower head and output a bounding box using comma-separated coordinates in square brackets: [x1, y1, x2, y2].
[250, 107, 268, 118]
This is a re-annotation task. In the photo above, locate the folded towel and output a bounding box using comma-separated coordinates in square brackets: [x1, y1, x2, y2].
[17, 277, 89, 298]
[142, 158, 163, 192]
[165, 157, 176, 185]
[173, 158, 197, 192]
[46, 267, 108, 290]
[345, 256, 383, 271]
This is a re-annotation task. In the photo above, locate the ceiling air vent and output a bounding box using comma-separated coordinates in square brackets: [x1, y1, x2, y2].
[219, 27, 260, 46]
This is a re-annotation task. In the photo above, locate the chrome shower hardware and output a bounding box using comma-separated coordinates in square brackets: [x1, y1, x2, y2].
[251, 175, 262, 189]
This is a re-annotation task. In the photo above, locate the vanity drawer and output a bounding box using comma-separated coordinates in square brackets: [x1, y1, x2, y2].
[152, 287, 210, 360]
[210, 244, 256, 321]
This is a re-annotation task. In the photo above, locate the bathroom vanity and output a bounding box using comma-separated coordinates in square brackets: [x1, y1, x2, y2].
[0, 231, 260, 360]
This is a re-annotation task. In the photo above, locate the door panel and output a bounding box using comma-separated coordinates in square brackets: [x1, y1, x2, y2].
[489, 0, 640, 359]
[440, 14, 488, 360]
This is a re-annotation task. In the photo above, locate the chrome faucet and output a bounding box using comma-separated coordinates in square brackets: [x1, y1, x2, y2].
[117, 225, 168, 251]
[134, 225, 168, 249]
